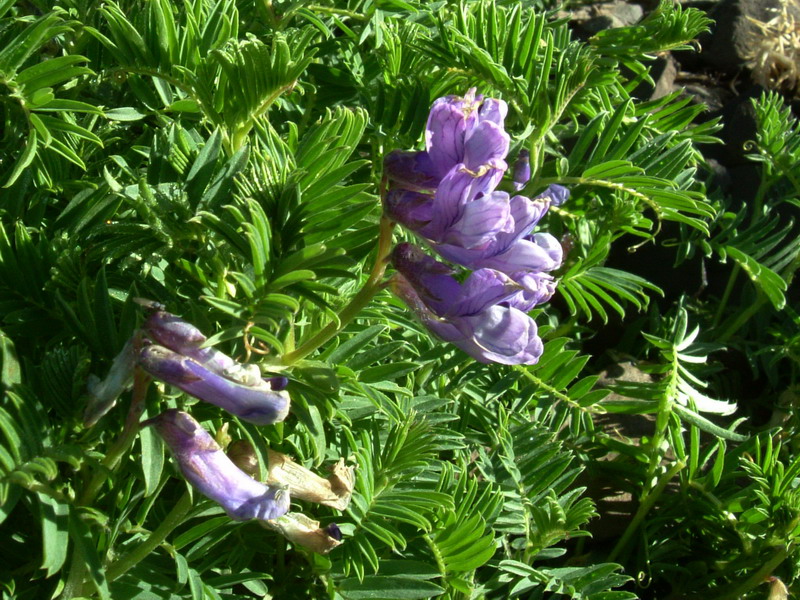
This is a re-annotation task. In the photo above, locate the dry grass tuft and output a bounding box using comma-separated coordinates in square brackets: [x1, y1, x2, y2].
[743, 0, 800, 96]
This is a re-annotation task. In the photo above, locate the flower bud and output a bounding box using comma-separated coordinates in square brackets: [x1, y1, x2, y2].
[513, 149, 531, 191]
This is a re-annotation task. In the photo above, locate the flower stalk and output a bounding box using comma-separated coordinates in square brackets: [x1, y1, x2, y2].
[105, 492, 194, 583]
[281, 215, 394, 365]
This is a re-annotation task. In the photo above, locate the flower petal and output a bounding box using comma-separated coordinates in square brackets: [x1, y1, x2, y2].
[464, 120, 510, 170]
[476, 236, 562, 274]
[463, 305, 543, 365]
[384, 188, 434, 232]
[383, 150, 440, 191]
[145, 410, 290, 521]
[477, 97, 508, 126]
[426, 101, 468, 178]
[443, 191, 513, 249]
[139, 345, 290, 425]
[446, 268, 521, 317]
[391, 243, 462, 315]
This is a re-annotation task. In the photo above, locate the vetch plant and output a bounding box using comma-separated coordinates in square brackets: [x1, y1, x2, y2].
[4, 1, 799, 599]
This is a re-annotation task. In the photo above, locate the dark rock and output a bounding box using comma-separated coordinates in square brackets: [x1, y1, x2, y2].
[679, 79, 732, 113]
[564, 0, 645, 33]
[652, 54, 679, 100]
[632, 54, 679, 100]
[703, 158, 732, 192]
[718, 85, 764, 164]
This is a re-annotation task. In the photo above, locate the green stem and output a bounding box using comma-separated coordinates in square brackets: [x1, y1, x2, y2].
[535, 175, 663, 239]
[717, 293, 767, 343]
[227, 81, 297, 154]
[608, 460, 686, 563]
[711, 264, 739, 330]
[61, 367, 149, 599]
[710, 545, 788, 600]
[59, 547, 87, 600]
[514, 365, 601, 413]
[305, 4, 368, 21]
[79, 368, 149, 505]
[718, 254, 800, 343]
[281, 216, 394, 365]
[105, 492, 194, 583]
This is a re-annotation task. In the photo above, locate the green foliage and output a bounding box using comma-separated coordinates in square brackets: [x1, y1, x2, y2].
[1, 0, 799, 599]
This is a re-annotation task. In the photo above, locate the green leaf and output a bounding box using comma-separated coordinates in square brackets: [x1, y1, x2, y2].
[338, 576, 444, 599]
[4, 130, 37, 188]
[39, 493, 70, 577]
[139, 421, 164, 498]
[327, 325, 387, 364]
[0, 331, 21, 387]
[105, 107, 148, 121]
[725, 246, 787, 309]
[69, 511, 111, 600]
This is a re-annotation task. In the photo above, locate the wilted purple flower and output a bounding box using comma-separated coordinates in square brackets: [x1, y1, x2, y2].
[267, 451, 354, 511]
[145, 410, 290, 520]
[265, 512, 343, 554]
[384, 89, 510, 191]
[144, 309, 263, 386]
[391, 243, 544, 365]
[139, 345, 290, 425]
[84, 337, 137, 427]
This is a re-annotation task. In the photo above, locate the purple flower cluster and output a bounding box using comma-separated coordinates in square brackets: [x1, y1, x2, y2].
[384, 89, 568, 365]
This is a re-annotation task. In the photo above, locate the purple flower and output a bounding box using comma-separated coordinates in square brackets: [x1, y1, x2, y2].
[139, 345, 290, 425]
[387, 180, 569, 307]
[384, 163, 509, 250]
[391, 243, 544, 365]
[144, 410, 290, 520]
[144, 310, 264, 387]
[384, 89, 510, 191]
[513, 149, 531, 191]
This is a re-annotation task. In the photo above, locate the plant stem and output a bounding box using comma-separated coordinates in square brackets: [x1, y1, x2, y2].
[281, 216, 394, 365]
[60, 547, 87, 600]
[61, 365, 150, 599]
[514, 365, 601, 412]
[105, 492, 194, 582]
[711, 264, 739, 330]
[79, 368, 149, 505]
[305, 4, 368, 21]
[710, 545, 788, 600]
[717, 254, 800, 343]
[608, 460, 686, 563]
